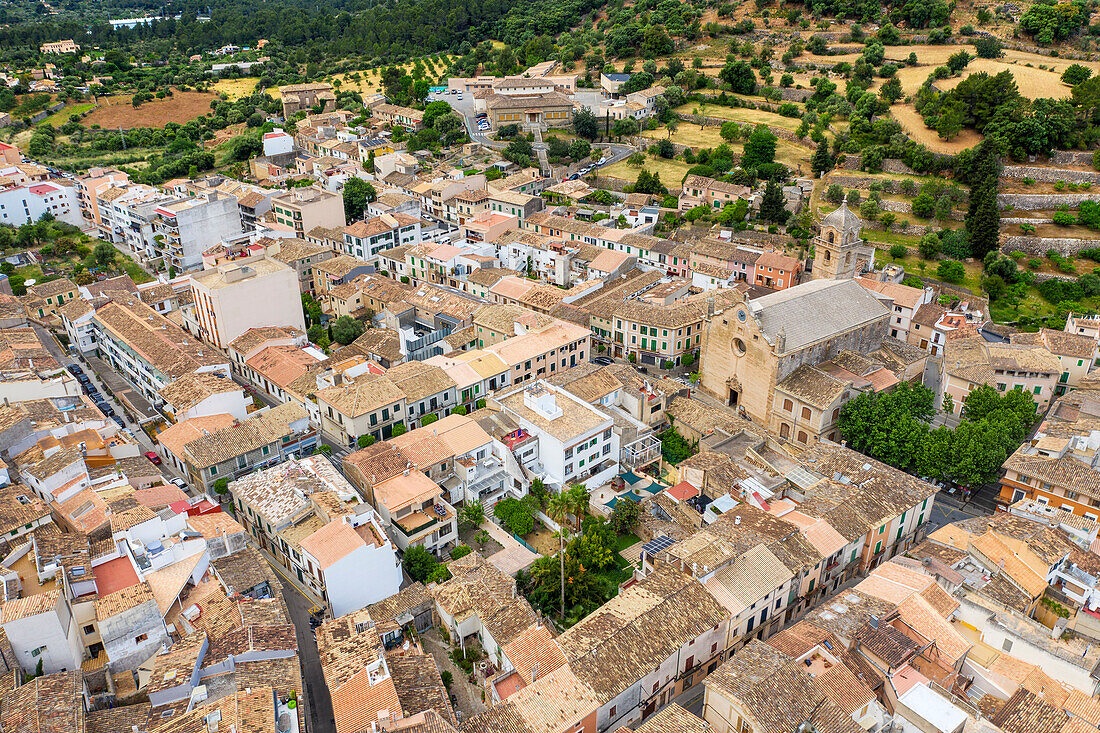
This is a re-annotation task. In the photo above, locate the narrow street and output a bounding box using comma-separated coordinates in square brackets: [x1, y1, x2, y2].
[257, 544, 335, 733]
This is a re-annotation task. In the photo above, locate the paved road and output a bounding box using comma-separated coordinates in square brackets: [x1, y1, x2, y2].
[32, 323, 164, 461]
[259, 545, 335, 733]
[926, 491, 985, 533]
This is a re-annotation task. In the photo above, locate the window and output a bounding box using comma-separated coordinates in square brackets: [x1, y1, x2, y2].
[783, 399, 793, 412]
[83, 624, 95, 635]
[1002, 639, 1013, 652]
[801, 406, 811, 420]
[31, 646, 46, 657]
[135, 633, 148, 643]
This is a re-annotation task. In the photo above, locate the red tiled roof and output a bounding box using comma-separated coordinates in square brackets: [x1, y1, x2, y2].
[94, 556, 140, 597]
[666, 481, 700, 501]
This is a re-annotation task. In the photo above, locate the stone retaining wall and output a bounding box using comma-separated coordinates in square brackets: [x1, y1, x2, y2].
[828, 174, 895, 191]
[1032, 271, 1078, 283]
[593, 176, 631, 193]
[1002, 40, 1091, 59]
[1049, 151, 1096, 167]
[838, 155, 862, 170]
[1002, 166, 1100, 185]
[882, 159, 917, 175]
[778, 87, 813, 102]
[1001, 236, 1098, 256]
[998, 193, 1100, 209]
[866, 221, 936, 236]
[1001, 217, 1053, 225]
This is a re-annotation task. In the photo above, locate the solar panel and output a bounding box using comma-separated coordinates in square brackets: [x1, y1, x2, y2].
[641, 535, 675, 555]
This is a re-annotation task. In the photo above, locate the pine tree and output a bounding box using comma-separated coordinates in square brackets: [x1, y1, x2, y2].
[964, 140, 1002, 260]
[760, 179, 789, 224]
[969, 184, 1001, 260]
[811, 138, 832, 178]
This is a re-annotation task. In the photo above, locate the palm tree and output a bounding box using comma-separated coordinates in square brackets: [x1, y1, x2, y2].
[566, 483, 590, 532]
[547, 491, 572, 618]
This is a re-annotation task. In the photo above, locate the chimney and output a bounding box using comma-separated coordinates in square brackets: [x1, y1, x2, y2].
[775, 327, 786, 353]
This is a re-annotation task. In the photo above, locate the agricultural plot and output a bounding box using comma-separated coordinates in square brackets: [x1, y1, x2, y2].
[639, 125, 810, 169]
[80, 90, 217, 128]
[673, 103, 801, 131]
[602, 156, 695, 185]
[889, 104, 982, 154]
[212, 77, 262, 100]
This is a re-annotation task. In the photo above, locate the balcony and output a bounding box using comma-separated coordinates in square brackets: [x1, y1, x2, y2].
[621, 434, 661, 469]
[393, 501, 454, 538]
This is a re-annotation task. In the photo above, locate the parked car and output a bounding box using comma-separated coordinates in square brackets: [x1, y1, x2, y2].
[568, 173, 580, 181]
[112, 415, 125, 428]
[170, 477, 187, 490]
[592, 356, 614, 366]
[144, 451, 162, 465]
[68, 364, 82, 375]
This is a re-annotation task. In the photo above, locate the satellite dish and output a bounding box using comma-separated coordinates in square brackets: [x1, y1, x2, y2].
[23, 279, 36, 287]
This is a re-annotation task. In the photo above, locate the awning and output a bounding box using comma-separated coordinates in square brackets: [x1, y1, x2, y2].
[620, 471, 643, 485]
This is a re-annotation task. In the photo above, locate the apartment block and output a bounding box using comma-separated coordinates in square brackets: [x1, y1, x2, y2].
[188, 256, 306, 349]
[156, 402, 316, 490]
[152, 192, 244, 271]
[341, 213, 420, 261]
[270, 186, 346, 235]
[89, 295, 231, 404]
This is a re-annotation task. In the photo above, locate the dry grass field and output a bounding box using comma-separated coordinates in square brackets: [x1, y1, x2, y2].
[81, 90, 217, 128]
[212, 77, 262, 100]
[935, 59, 1074, 98]
[640, 125, 810, 169]
[674, 103, 801, 130]
[889, 104, 983, 154]
[603, 156, 695, 184]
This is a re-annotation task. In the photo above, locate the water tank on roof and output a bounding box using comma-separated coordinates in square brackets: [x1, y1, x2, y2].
[147, 539, 164, 554]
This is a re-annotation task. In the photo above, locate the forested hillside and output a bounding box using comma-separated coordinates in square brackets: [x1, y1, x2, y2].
[0, 0, 611, 62]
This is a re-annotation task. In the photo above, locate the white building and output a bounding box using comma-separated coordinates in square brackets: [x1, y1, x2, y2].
[341, 213, 421, 262]
[298, 511, 402, 617]
[262, 129, 295, 157]
[0, 181, 82, 227]
[494, 381, 618, 490]
[96, 183, 174, 263]
[0, 588, 83, 675]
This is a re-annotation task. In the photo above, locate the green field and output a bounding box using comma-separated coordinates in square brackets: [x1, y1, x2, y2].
[40, 103, 96, 127]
